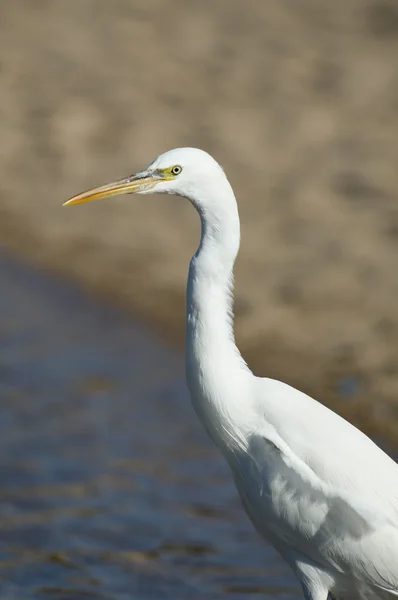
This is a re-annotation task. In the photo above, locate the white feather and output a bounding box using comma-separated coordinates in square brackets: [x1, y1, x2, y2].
[150, 148, 398, 600]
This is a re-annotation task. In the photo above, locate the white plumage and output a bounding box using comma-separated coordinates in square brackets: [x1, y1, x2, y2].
[65, 147, 398, 600]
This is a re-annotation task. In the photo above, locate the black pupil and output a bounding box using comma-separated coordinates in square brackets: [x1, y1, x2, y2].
[173, 167, 180, 174]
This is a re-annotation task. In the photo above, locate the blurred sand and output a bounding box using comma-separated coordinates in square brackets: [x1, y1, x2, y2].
[1, 0, 398, 442]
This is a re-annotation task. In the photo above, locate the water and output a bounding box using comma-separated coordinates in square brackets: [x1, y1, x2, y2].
[0, 254, 299, 599]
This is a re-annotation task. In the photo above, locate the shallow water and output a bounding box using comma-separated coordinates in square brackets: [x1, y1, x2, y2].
[0, 254, 300, 599]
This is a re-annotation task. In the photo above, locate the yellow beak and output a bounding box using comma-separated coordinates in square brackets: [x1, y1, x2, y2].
[63, 173, 160, 206]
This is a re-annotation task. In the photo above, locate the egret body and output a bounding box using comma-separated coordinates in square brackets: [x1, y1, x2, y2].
[65, 148, 398, 600]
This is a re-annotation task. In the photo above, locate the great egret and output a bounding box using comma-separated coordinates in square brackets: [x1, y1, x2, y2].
[65, 148, 398, 600]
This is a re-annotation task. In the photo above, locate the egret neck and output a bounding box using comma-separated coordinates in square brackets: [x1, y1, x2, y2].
[185, 175, 251, 449]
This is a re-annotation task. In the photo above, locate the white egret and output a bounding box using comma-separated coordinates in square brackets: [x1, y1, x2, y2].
[65, 148, 398, 599]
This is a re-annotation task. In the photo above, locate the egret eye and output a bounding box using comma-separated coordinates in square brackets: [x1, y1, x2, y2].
[171, 165, 182, 176]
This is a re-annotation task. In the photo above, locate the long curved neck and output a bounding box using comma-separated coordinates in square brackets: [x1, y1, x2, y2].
[185, 175, 250, 448]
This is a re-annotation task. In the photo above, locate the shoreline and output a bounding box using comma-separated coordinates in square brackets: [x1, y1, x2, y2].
[1, 204, 397, 449]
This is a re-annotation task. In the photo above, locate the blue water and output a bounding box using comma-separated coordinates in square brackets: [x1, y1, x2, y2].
[0, 254, 300, 599]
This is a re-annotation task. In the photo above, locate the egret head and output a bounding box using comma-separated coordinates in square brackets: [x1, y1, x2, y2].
[64, 147, 228, 208]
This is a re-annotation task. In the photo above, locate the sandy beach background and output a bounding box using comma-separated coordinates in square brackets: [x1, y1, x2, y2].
[1, 0, 398, 444]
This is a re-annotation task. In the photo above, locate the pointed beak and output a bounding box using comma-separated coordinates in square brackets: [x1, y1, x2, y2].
[63, 172, 160, 206]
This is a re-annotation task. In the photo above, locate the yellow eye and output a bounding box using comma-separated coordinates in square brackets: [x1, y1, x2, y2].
[171, 165, 182, 176]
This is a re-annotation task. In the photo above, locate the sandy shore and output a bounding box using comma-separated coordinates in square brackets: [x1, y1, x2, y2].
[1, 0, 398, 445]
